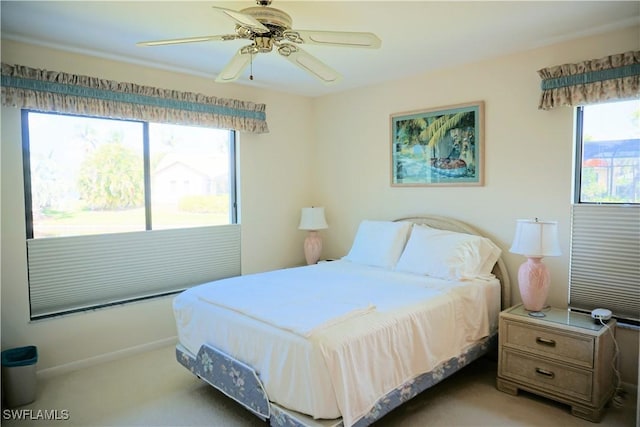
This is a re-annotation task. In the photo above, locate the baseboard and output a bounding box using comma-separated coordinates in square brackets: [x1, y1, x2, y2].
[36, 336, 178, 379]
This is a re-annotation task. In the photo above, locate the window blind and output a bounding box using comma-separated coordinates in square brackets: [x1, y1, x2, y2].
[569, 204, 639, 322]
[27, 225, 240, 319]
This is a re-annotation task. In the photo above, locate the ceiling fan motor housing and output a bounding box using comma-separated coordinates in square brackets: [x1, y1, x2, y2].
[241, 6, 292, 33]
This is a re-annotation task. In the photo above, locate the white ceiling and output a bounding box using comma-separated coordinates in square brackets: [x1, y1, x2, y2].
[1, 1, 639, 97]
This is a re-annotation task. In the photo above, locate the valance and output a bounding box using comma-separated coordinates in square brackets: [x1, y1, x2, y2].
[538, 51, 640, 110]
[1, 63, 268, 133]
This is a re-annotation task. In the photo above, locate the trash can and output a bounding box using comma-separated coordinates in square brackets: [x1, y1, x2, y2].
[1, 346, 38, 408]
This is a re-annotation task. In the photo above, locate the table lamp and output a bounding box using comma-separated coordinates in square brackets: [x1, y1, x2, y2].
[510, 218, 561, 316]
[298, 207, 328, 265]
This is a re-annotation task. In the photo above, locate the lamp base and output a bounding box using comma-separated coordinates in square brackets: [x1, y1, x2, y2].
[518, 257, 551, 312]
[528, 311, 547, 318]
[303, 231, 322, 265]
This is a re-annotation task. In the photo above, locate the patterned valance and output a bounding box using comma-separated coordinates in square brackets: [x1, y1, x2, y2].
[1, 63, 268, 133]
[538, 51, 640, 110]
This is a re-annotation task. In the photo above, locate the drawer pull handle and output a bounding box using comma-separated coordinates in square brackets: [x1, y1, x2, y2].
[535, 368, 555, 379]
[535, 337, 556, 347]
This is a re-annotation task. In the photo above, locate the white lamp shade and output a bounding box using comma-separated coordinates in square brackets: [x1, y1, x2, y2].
[298, 207, 328, 231]
[510, 219, 561, 257]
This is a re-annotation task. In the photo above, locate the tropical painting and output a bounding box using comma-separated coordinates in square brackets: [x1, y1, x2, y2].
[391, 102, 484, 186]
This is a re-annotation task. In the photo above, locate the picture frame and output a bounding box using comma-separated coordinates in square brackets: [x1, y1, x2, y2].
[390, 101, 484, 186]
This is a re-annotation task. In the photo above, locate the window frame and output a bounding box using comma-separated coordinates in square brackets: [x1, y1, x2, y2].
[21, 109, 238, 239]
[573, 105, 586, 204]
[573, 103, 640, 205]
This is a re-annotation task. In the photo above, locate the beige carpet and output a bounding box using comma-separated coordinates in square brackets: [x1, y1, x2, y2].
[1, 344, 636, 426]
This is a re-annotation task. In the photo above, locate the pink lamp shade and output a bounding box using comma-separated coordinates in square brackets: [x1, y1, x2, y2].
[510, 219, 561, 313]
[298, 207, 328, 265]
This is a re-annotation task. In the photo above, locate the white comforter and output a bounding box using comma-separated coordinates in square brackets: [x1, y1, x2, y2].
[173, 260, 500, 427]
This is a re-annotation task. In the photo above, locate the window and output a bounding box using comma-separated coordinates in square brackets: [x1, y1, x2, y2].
[570, 99, 640, 323]
[576, 100, 640, 204]
[25, 112, 236, 238]
[22, 111, 241, 319]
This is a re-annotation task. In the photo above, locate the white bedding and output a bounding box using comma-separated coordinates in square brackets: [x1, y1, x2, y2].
[173, 260, 500, 426]
[195, 266, 380, 337]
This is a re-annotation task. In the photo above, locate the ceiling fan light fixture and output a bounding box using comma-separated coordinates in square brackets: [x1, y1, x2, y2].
[254, 37, 274, 53]
[277, 43, 297, 57]
[282, 31, 304, 44]
[236, 27, 254, 38]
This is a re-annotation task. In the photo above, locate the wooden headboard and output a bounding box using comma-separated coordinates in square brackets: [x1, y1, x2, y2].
[395, 215, 511, 309]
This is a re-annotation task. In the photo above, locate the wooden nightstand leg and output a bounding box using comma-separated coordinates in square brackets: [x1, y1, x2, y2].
[496, 378, 519, 395]
[571, 404, 604, 423]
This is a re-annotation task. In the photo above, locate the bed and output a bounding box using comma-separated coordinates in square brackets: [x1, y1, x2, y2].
[173, 215, 511, 427]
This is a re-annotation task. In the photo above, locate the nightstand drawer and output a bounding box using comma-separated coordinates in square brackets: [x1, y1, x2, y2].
[500, 349, 593, 402]
[503, 320, 594, 368]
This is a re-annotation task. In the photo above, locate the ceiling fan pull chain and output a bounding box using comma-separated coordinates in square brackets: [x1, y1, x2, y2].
[250, 54, 254, 81]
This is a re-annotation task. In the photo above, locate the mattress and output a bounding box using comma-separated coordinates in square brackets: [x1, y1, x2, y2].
[173, 260, 500, 426]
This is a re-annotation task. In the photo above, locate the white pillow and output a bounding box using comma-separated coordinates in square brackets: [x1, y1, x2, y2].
[343, 220, 412, 269]
[395, 225, 501, 280]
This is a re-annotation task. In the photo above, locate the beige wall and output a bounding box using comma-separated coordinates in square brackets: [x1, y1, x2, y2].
[1, 26, 638, 385]
[312, 26, 639, 385]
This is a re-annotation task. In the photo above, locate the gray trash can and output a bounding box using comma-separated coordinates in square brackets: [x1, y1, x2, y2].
[1, 346, 38, 408]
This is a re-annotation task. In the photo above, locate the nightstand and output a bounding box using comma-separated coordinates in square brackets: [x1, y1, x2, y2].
[497, 304, 616, 422]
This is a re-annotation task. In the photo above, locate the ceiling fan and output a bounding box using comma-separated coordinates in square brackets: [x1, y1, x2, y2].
[137, 0, 381, 85]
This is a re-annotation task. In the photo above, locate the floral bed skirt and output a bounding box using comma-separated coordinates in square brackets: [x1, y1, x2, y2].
[176, 333, 497, 426]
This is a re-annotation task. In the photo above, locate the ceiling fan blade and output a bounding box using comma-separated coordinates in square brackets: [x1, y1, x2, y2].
[284, 30, 381, 49]
[213, 6, 270, 34]
[277, 44, 342, 85]
[215, 49, 253, 83]
[137, 35, 233, 47]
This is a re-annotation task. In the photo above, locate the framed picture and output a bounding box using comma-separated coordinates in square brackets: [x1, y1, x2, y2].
[391, 101, 484, 186]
